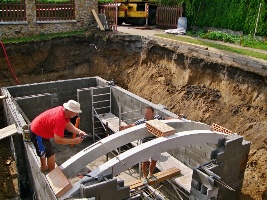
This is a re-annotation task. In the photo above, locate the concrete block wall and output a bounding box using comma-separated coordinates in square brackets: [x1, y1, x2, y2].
[172, 143, 217, 169]
[111, 86, 177, 125]
[189, 134, 250, 200]
[5, 77, 98, 121]
[15, 93, 53, 121]
[25, 142, 57, 200]
[7, 77, 97, 98]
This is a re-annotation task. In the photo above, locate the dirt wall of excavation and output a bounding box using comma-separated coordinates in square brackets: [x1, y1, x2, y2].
[0, 31, 266, 199]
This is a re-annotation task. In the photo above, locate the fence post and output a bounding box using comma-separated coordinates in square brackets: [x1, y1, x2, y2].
[145, 3, 149, 26]
[254, 3, 262, 38]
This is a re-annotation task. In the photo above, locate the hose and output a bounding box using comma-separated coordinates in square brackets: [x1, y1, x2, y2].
[0, 41, 20, 85]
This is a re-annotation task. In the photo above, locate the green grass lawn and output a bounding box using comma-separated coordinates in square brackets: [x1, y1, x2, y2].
[244, 42, 267, 51]
[2, 30, 86, 44]
[155, 34, 267, 61]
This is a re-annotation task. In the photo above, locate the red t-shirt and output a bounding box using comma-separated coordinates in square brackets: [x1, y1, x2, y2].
[31, 106, 70, 139]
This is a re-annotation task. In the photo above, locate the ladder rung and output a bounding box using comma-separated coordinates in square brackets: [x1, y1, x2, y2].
[93, 93, 110, 97]
[93, 100, 110, 104]
[94, 106, 110, 110]
[94, 127, 104, 130]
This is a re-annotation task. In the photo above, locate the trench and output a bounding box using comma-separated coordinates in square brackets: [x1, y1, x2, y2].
[0, 30, 267, 199]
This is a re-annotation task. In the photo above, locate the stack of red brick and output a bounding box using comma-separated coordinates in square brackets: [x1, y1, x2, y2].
[146, 119, 175, 137]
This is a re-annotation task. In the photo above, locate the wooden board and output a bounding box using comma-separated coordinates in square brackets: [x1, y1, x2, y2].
[0, 124, 17, 140]
[91, 9, 105, 31]
[46, 167, 72, 198]
[127, 167, 181, 190]
[98, 113, 128, 133]
[212, 123, 233, 134]
[157, 152, 193, 192]
[146, 119, 175, 137]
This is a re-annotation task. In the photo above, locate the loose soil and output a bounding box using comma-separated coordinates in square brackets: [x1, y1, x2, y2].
[0, 138, 19, 200]
[0, 32, 266, 199]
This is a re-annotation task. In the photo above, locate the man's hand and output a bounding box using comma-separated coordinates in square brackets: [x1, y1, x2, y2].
[78, 131, 86, 137]
[72, 137, 83, 144]
[119, 126, 127, 131]
[178, 114, 186, 119]
[119, 124, 135, 131]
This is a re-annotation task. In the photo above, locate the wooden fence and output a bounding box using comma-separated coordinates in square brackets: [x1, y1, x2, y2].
[36, 0, 75, 21]
[98, 4, 116, 29]
[0, 0, 26, 22]
[156, 5, 183, 29]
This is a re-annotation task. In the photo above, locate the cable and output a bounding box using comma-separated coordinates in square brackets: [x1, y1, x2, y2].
[0, 41, 20, 85]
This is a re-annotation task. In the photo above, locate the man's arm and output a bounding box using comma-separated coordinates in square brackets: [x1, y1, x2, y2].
[166, 114, 185, 120]
[54, 133, 83, 145]
[119, 123, 136, 131]
[65, 122, 86, 137]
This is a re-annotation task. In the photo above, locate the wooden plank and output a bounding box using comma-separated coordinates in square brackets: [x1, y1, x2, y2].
[46, 167, 72, 198]
[98, 113, 127, 133]
[146, 119, 175, 137]
[91, 9, 105, 31]
[127, 167, 181, 190]
[0, 124, 17, 140]
[157, 152, 193, 192]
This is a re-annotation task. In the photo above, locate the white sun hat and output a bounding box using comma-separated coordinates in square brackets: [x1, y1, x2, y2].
[63, 100, 82, 113]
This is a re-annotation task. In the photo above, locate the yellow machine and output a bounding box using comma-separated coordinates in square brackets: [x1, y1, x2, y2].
[117, 0, 158, 25]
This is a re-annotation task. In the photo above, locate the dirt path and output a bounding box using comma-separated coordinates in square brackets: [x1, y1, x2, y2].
[118, 25, 267, 66]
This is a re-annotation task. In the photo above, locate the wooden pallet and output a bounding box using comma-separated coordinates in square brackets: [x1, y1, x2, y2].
[146, 119, 175, 137]
[46, 167, 72, 198]
[127, 167, 181, 190]
[212, 123, 233, 135]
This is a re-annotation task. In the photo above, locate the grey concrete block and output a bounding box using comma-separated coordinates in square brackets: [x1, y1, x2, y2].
[189, 158, 200, 169]
[81, 178, 117, 198]
[198, 49, 209, 56]
[189, 145, 207, 160]
[190, 187, 209, 200]
[81, 78, 97, 88]
[225, 135, 243, 153]
[222, 55, 234, 62]
[191, 179, 201, 190]
[209, 52, 221, 58]
[247, 61, 263, 69]
[186, 149, 201, 163]
[101, 186, 130, 200]
[192, 169, 215, 190]
[200, 143, 216, 154]
[236, 141, 250, 156]
[178, 45, 189, 52]
[233, 58, 247, 65]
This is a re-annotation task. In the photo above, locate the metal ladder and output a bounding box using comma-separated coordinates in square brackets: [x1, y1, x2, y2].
[91, 86, 111, 142]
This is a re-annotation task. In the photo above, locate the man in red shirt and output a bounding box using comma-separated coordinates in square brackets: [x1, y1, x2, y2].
[30, 100, 86, 172]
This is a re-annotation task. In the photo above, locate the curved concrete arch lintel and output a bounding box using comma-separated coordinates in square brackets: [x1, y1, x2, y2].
[61, 129, 224, 199]
[60, 120, 211, 177]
